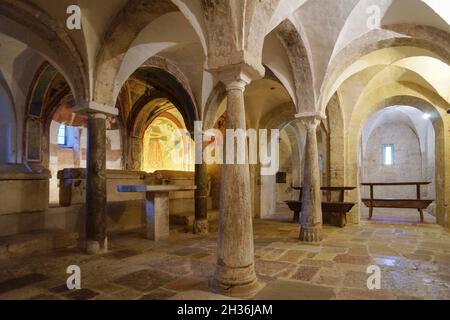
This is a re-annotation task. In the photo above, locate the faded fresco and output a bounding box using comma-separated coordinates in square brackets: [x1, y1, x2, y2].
[142, 116, 194, 173]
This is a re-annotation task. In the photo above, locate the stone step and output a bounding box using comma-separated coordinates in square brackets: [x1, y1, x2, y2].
[0, 229, 79, 259]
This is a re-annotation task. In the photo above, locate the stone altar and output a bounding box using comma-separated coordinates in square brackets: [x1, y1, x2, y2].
[117, 184, 197, 240]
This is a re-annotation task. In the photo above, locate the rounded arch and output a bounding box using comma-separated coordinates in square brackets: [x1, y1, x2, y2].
[122, 62, 199, 171]
[127, 64, 199, 132]
[259, 120, 304, 220]
[320, 25, 450, 111]
[202, 82, 226, 131]
[272, 19, 316, 112]
[24, 62, 73, 167]
[325, 92, 346, 187]
[362, 106, 426, 155]
[0, 0, 88, 103]
[346, 90, 449, 226]
[93, 0, 179, 106]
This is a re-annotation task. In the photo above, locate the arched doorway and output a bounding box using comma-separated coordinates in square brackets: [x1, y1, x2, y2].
[360, 105, 436, 223]
[346, 95, 448, 226]
[141, 107, 194, 173]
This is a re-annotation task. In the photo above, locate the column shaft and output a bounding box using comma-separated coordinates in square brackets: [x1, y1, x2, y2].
[211, 82, 260, 298]
[85, 113, 107, 254]
[194, 162, 209, 234]
[299, 118, 323, 242]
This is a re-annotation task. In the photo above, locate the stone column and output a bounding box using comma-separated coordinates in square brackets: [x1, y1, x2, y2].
[210, 68, 261, 298]
[297, 113, 325, 242]
[193, 161, 209, 234]
[85, 112, 108, 254]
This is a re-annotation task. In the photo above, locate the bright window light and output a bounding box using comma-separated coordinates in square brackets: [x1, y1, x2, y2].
[383, 144, 394, 166]
[57, 124, 76, 148]
[57, 124, 67, 146]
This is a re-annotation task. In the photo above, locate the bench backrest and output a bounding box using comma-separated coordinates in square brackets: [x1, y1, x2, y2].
[293, 186, 356, 203]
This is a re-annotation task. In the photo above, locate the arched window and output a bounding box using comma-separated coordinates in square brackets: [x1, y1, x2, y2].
[57, 124, 77, 148]
[57, 124, 67, 146]
[383, 144, 394, 166]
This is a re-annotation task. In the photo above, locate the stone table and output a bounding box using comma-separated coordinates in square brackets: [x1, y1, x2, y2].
[117, 185, 196, 241]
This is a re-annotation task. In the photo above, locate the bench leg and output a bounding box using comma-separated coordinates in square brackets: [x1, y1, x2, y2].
[340, 213, 346, 228]
[369, 207, 373, 220]
[294, 211, 300, 223]
[419, 209, 424, 223]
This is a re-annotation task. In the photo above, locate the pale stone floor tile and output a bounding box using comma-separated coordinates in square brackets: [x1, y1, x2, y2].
[278, 250, 307, 263]
[1, 215, 449, 300]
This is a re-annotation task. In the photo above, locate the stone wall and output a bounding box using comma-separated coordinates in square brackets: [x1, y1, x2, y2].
[145, 170, 212, 216]
[48, 120, 122, 204]
[0, 167, 210, 236]
[361, 107, 435, 205]
[0, 164, 50, 215]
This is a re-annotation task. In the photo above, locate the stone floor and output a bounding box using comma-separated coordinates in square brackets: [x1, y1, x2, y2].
[0, 208, 449, 300]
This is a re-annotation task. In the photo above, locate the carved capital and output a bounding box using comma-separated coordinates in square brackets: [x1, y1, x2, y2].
[296, 111, 326, 132]
[209, 62, 264, 92]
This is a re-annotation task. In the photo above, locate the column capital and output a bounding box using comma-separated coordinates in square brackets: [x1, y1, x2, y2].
[209, 62, 265, 91]
[73, 101, 119, 117]
[296, 112, 326, 131]
[89, 113, 108, 120]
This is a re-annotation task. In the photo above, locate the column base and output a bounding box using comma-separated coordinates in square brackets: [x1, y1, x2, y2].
[210, 263, 263, 299]
[299, 225, 322, 242]
[193, 219, 209, 235]
[85, 238, 108, 255]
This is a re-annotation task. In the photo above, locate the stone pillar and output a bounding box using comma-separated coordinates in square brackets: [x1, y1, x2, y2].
[193, 161, 209, 234]
[210, 68, 261, 298]
[297, 113, 325, 242]
[249, 163, 261, 218]
[85, 112, 108, 254]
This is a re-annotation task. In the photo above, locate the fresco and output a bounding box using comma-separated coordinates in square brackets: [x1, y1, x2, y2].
[142, 116, 194, 173]
[29, 65, 57, 117]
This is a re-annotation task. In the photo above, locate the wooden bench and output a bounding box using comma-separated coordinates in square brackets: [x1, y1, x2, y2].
[285, 187, 356, 228]
[361, 182, 434, 223]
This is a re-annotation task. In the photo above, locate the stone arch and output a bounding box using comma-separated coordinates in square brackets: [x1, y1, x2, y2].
[347, 89, 449, 226]
[123, 63, 199, 171]
[274, 19, 316, 111]
[126, 65, 199, 132]
[258, 100, 301, 219]
[282, 122, 303, 194]
[139, 56, 199, 124]
[259, 102, 297, 131]
[320, 25, 450, 111]
[93, 0, 178, 106]
[23, 63, 72, 167]
[259, 120, 304, 220]
[325, 92, 345, 187]
[202, 82, 227, 131]
[0, 0, 88, 103]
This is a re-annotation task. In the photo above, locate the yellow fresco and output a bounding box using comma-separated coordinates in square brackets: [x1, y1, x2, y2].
[142, 116, 194, 173]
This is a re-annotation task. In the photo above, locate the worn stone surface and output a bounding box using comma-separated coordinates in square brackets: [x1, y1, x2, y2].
[85, 113, 107, 254]
[298, 116, 323, 242]
[211, 72, 260, 299]
[145, 192, 170, 241]
[255, 280, 336, 300]
[0, 210, 450, 300]
[194, 163, 209, 235]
